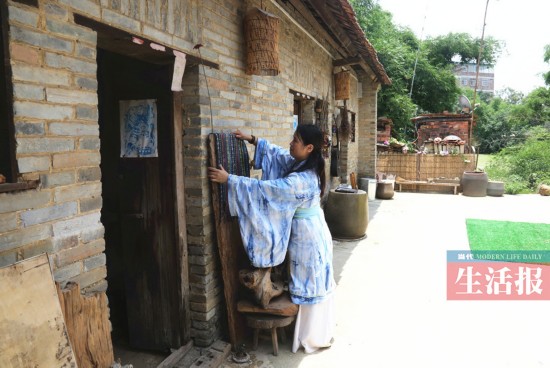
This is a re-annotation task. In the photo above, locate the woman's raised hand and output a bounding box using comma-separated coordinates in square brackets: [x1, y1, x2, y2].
[234, 129, 252, 143]
[208, 165, 229, 184]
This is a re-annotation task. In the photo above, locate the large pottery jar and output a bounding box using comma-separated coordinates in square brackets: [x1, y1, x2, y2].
[461, 171, 488, 197]
[324, 189, 368, 240]
[487, 180, 505, 197]
[376, 181, 394, 200]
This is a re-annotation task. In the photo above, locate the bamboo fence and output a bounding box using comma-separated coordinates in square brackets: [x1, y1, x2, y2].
[377, 153, 476, 181]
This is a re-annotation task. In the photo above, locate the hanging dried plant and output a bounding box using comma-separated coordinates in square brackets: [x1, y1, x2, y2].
[339, 102, 350, 139]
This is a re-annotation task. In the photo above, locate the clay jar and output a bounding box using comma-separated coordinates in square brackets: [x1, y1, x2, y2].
[487, 180, 505, 197]
[324, 189, 368, 239]
[461, 171, 488, 197]
[376, 181, 394, 200]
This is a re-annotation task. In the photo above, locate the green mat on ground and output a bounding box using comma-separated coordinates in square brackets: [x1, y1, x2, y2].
[466, 219, 550, 251]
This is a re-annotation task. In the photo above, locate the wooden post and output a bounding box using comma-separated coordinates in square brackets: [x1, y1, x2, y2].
[208, 134, 249, 347]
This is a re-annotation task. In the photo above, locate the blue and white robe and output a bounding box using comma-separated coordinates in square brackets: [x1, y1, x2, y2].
[227, 138, 335, 305]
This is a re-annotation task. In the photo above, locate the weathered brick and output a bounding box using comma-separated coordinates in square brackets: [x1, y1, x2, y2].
[76, 77, 97, 91]
[80, 196, 102, 213]
[45, 19, 97, 44]
[40, 171, 75, 188]
[0, 190, 50, 214]
[190, 308, 217, 322]
[20, 202, 78, 227]
[77, 167, 101, 182]
[55, 238, 105, 268]
[8, 5, 39, 27]
[12, 65, 71, 86]
[46, 88, 98, 105]
[76, 105, 98, 120]
[76, 43, 96, 59]
[79, 137, 100, 150]
[15, 121, 45, 135]
[0, 213, 17, 233]
[13, 82, 44, 101]
[58, 0, 100, 18]
[18, 156, 50, 173]
[21, 238, 55, 259]
[69, 265, 107, 289]
[14, 101, 73, 120]
[54, 182, 101, 202]
[11, 26, 73, 53]
[45, 53, 97, 75]
[54, 261, 83, 284]
[52, 211, 101, 237]
[83, 252, 106, 271]
[83, 279, 107, 293]
[0, 224, 52, 252]
[17, 137, 74, 154]
[44, 3, 69, 19]
[101, 8, 140, 32]
[52, 234, 79, 252]
[53, 152, 100, 169]
[10, 43, 40, 64]
[49, 122, 99, 136]
[80, 225, 104, 243]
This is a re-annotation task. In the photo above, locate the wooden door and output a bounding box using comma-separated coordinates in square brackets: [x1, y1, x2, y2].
[98, 49, 184, 351]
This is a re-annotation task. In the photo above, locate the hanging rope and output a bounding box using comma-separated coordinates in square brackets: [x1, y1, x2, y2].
[213, 133, 251, 219]
[194, 44, 214, 134]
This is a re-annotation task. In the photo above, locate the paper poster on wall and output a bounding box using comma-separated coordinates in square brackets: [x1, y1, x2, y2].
[120, 99, 158, 158]
[293, 114, 299, 130]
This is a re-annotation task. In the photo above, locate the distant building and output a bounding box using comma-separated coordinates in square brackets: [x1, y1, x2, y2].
[454, 63, 495, 94]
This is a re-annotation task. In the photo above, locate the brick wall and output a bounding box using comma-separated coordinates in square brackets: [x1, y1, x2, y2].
[357, 74, 379, 178]
[0, 0, 381, 347]
[1, 1, 106, 293]
[417, 120, 470, 147]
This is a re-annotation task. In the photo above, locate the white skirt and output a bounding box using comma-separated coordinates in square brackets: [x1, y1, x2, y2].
[292, 292, 335, 353]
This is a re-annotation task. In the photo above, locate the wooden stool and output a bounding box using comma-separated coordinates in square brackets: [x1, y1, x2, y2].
[245, 314, 295, 356]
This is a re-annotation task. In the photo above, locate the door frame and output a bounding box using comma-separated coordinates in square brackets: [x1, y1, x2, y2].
[84, 18, 192, 345]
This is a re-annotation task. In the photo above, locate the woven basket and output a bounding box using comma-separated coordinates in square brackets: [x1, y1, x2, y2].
[334, 71, 350, 100]
[244, 8, 280, 76]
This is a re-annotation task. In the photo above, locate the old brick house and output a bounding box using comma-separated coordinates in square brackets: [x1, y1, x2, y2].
[0, 0, 389, 357]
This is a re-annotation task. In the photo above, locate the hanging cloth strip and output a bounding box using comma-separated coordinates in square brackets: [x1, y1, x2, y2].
[213, 133, 251, 219]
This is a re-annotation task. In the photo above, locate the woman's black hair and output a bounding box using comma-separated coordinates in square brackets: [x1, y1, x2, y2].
[287, 124, 326, 196]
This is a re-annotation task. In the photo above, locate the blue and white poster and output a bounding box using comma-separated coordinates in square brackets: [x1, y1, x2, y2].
[120, 99, 158, 158]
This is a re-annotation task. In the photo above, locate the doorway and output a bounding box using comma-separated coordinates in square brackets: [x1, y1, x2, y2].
[98, 48, 185, 352]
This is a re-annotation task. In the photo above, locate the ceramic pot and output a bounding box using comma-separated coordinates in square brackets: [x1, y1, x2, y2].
[461, 171, 488, 197]
[376, 181, 394, 200]
[324, 189, 368, 239]
[487, 180, 505, 197]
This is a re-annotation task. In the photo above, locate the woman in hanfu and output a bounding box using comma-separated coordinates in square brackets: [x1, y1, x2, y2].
[208, 124, 335, 354]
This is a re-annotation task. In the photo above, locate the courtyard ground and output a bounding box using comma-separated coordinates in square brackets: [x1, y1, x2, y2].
[219, 192, 550, 368]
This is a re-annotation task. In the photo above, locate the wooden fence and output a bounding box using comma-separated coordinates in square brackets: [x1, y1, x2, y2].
[377, 153, 476, 181]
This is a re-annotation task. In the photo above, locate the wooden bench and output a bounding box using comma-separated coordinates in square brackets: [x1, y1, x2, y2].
[396, 181, 460, 195]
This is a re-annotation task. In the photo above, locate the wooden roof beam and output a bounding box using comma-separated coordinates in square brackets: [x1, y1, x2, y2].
[303, 0, 357, 56]
[333, 56, 362, 67]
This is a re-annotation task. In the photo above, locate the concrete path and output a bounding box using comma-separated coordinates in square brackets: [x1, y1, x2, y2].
[221, 192, 550, 368]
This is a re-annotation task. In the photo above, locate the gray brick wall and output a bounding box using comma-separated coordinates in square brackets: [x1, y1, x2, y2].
[1, 0, 382, 348]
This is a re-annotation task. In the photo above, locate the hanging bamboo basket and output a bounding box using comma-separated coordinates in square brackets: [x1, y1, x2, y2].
[334, 70, 351, 100]
[244, 8, 280, 76]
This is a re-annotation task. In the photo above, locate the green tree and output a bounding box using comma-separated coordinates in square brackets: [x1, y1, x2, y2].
[350, 0, 501, 141]
[423, 33, 501, 67]
[544, 44, 550, 86]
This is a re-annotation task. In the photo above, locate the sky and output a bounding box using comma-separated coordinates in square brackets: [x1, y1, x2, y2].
[375, 0, 550, 95]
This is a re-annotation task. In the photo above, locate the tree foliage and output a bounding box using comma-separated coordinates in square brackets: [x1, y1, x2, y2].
[349, 0, 501, 141]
